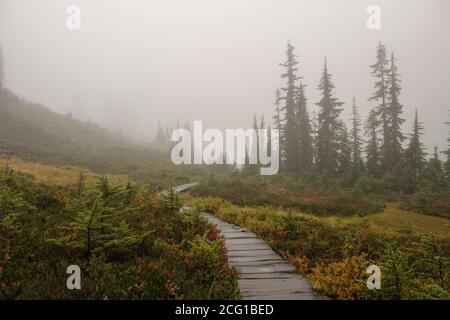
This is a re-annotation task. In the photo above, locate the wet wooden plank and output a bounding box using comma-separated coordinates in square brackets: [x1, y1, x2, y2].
[231, 260, 292, 267]
[225, 238, 266, 245]
[228, 255, 283, 263]
[200, 211, 328, 300]
[220, 232, 258, 239]
[228, 249, 276, 257]
[239, 273, 304, 280]
[227, 244, 271, 252]
[238, 279, 313, 292]
[237, 264, 297, 274]
[245, 293, 329, 300]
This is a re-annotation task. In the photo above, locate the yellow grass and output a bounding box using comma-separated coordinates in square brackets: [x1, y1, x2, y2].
[0, 157, 129, 187]
[366, 203, 450, 239]
[289, 203, 450, 239]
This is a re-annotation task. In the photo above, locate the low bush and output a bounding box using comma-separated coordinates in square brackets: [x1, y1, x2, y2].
[191, 176, 384, 216]
[401, 191, 450, 218]
[0, 166, 239, 299]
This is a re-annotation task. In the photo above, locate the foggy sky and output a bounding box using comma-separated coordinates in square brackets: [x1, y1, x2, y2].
[0, 0, 449, 153]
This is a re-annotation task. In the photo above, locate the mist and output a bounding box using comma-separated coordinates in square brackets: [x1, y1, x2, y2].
[0, 0, 449, 152]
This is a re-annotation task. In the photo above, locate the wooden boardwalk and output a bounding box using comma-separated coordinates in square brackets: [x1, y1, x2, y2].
[202, 212, 328, 300]
[170, 183, 327, 300]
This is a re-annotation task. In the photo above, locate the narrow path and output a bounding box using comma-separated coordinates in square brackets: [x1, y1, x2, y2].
[171, 183, 328, 300]
[202, 212, 328, 300]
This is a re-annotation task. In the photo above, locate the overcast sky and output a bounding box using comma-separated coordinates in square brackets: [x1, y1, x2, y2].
[0, 0, 449, 153]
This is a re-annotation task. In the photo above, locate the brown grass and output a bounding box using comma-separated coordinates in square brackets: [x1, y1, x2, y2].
[0, 157, 129, 187]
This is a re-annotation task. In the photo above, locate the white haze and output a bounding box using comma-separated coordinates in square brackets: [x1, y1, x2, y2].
[0, 0, 449, 153]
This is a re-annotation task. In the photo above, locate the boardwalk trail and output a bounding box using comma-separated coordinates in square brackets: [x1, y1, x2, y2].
[202, 212, 328, 300]
[172, 183, 328, 300]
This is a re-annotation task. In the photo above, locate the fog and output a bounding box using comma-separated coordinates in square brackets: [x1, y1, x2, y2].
[0, 0, 449, 152]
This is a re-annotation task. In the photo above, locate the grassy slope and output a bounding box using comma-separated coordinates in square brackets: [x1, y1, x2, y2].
[0, 90, 164, 174]
[0, 157, 129, 187]
[367, 203, 450, 238]
[288, 203, 449, 239]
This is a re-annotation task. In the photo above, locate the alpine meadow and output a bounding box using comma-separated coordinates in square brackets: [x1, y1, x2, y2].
[0, 0, 449, 305]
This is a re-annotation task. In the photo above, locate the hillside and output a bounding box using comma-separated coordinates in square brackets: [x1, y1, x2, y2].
[0, 90, 164, 174]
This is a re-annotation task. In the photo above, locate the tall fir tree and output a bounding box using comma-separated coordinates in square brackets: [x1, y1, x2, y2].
[311, 109, 319, 165]
[350, 97, 364, 180]
[272, 89, 282, 131]
[296, 82, 313, 170]
[315, 58, 344, 176]
[369, 42, 389, 168]
[252, 113, 259, 132]
[337, 122, 352, 178]
[405, 109, 426, 189]
[279, 42, 301, 172]
[365, 109, 381, 177]
[419, 146, 446, 193]
[385, 52, 405, 168]
[272, 89, 284, 167]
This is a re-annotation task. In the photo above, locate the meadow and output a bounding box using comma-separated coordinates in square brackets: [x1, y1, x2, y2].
[0, 162, 240, 299]
[189, 195, 449, 300]
[1, 155, 449, 300]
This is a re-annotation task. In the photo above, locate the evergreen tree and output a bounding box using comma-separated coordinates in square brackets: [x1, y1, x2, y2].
[272, 89, 284, 163]
[279, 42, 301, 172]
[267, 125, 272, 159]
[315, 58, 344, 176]
[125, 177, 135, 204]
[365, 109, 381, 176]
[49, 192, 144, 260]
[98, 176, 111, 205]
[0, 167, 35, 233]
[337, 122, 352, 177]
[163, 184, 182, 214]
[96, 176, 131, 233]
[260, 114, 265, 130]
[385, 53, 405, 168]
[405, 109, 426, 189]
[311, 109, 319, 165]
[350, 97, 364, 180]
[369, 42, 389, 167]
[419, 146, 446, 193]
[296, 82, 313, 170]
[252, 114, 259, 131]
[76, 171, 85, 197]
[272, 89, 282, 131]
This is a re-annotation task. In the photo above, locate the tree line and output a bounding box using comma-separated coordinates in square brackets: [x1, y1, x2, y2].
[267, 41, 450, 194]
